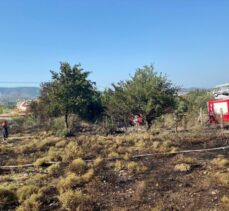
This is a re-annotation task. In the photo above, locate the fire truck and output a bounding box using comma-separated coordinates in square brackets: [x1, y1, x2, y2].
[208, 83, 229, 124]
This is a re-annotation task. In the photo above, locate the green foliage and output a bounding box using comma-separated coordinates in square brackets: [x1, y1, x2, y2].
[103, 65, 178, 128]
[185, 89, 212, 113]
[49, 63, 103, 128]
[30, 62, 103, 130]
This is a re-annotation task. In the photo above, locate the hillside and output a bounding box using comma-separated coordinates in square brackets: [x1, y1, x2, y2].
[0, 87, 40, 102]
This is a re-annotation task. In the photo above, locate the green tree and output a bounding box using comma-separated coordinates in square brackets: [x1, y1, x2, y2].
[185, 89, 212, 113]
[31, 62, 103, 130]
[103, 65, 178, 128]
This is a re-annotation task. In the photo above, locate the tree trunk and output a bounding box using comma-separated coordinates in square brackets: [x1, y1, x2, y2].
[65, 113, 69, 130]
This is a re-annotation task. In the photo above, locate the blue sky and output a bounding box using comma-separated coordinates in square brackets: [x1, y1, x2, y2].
[0, 0, 228, 89]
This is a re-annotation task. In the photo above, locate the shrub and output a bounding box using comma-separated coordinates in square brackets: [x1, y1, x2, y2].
[48, 147, 63, 161]
[174, 163, 191, 172]
[34, 157, 49, 167]
[27, 174, 47, 187]
[135, 140, 146, 149]
[58, 190, 90, 210]
[55, 140, 67, 148]
[178, 156, 198, 164]
[108, 151, 119, 159]
[93, 157, 104, 168]
[63, 142, 83, 161]
[0, 188, 18, 209]
[16, 193, 41, 211]
[127, 161, 138, 172]
[17, 185, 39, 202]
[127, 161, 148, 173]
[81, 169, 94, 183]
[115, 160, 124, 171]
[212, 156, 229, 168]
[221, 195, 229, 208]
[69, 158, 87, 174]
[215, 173, 229, 187]
[57, 173, 83, 193]
[47, 163, 61, 176]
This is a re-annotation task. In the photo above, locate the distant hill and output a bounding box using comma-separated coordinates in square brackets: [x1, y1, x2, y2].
[0, 87, 40, 103]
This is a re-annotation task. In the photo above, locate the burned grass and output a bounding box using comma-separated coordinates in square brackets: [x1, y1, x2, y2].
[0, 130, 228, 210]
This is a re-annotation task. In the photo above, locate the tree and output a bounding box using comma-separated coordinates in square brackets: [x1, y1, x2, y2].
[29, 82, 61, 122]
[185, 89, 212, 113]
[103, 65, 178, 128]
[31, 62, 103, 130]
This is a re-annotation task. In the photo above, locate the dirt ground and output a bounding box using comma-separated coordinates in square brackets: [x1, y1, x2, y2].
[0, 129, 228, 211]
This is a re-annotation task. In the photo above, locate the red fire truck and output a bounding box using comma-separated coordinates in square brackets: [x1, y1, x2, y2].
[208, 83, 229, 124]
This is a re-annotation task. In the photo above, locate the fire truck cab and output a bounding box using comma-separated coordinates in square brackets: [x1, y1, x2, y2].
[208, 83, 229, 124]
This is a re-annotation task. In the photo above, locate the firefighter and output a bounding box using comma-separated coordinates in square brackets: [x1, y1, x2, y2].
[2, 120, 9, 141]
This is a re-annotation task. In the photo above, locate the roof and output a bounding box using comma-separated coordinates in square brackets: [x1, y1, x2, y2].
[214, 83, 229, 88]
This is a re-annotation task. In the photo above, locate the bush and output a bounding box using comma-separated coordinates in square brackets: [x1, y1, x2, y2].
[17, 186, 56, 211]
[16, 193, 41, 211]
[215, 173, 229, 187]
[34, 157, 49, 167]
[48, 147, 63, 161]
[0, 188, 18, 209]
[63, 142, 83, 161]
[212, 156, 229, 168]
[47, 163, 61, 176]
[17, 185, 39, 202]
[81, 169, 94, 182]
[58, 189, 90, 210]
[57, 173, 83, 193]
[221, 195, 229, 208]
[69, 158, 87, 174]
[115, 160, 124, 171]
[127, 161, 148, 173]
[174, 163, 191, 172]
[55, 140, 67, 148]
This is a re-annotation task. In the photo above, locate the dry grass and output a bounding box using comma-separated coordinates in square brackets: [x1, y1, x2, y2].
[57, 173, 83, 193]
[211, 155, 229, 168]
[62, 142, 84, 161]
[174, 163, 191, 172]
[82, 169, 94, 183]
[69, 158, 87, 174]
[0, 130, 228, 210]
[17, 185, 39, 202]
[114, 160, 124, 171]
[215, 172, 229, 187]
[58, 189, 90, 210]
[47, 162, 61, 176]
[133, 181, 146, 201]
[221, 195, 229, 208]
[0, 188, 18, 209]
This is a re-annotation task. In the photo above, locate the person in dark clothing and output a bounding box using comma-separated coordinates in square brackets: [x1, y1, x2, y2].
[2, 120, 9, 141]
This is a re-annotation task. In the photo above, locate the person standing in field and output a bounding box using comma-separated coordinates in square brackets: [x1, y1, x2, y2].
[2, 120, 9, 141]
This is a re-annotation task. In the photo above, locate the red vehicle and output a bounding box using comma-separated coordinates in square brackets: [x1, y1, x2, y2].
[208, 83, 229, 124]
[208, 98, 229, 124]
